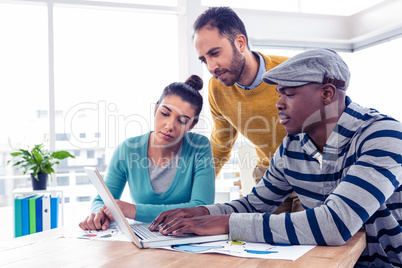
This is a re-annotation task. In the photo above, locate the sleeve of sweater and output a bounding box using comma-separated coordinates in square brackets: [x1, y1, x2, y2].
[205, 119, 402, 246]
[135, 134, 216, 222]
[90, 144, 127, 213]
[208, 79, 238, 177]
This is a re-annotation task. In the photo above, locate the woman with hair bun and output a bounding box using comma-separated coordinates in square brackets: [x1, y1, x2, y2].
[79, 75, 215, 230]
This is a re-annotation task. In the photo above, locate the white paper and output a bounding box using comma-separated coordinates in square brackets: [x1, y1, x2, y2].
[77, 223, 131, 242]
[161, 240, 315, 261]
[74, 223, 315, 261]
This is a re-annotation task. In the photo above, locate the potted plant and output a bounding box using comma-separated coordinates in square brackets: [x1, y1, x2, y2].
[8, 143, 75, 190]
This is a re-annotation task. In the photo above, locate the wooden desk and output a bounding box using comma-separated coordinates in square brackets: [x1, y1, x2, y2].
[0, 227, 366, 267]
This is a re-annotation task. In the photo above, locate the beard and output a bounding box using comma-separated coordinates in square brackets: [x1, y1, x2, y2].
[216, 46, 246, 87]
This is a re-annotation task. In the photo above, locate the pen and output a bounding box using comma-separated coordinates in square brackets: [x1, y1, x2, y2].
[245, 249, 278, 254]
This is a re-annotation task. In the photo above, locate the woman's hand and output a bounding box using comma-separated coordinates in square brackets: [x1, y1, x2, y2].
[78, 211, 110, 231]
[102, 200, 137, 221]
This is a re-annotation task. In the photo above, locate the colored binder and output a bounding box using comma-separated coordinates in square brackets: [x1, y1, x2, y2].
[21, 195, 35, 236]
[36, 195, 44, 233]
[29, 195, 41, 234]
[14, 195, 23, 237]
[50, 194, 60, 229]
[42, 195, 51, 231]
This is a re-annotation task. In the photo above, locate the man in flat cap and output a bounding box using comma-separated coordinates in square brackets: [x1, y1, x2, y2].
[150, 48, 402, 267]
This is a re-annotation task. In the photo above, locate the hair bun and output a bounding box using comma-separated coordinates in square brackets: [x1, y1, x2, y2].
[185, 75, 203, 91]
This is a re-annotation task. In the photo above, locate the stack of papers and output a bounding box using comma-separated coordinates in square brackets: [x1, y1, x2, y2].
[76, 223, 315, 261]
[162, 241, 315, 261]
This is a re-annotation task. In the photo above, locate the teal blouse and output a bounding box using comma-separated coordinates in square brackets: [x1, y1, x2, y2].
[91, 131, 215, 223]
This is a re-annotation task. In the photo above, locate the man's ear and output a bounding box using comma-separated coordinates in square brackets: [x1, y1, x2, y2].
[235, 34, 247, 53]
[322, 84, 336, 105]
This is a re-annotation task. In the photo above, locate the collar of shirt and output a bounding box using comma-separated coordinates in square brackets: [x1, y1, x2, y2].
[300, 96, 371, 161]
[236, 52, 266, 90]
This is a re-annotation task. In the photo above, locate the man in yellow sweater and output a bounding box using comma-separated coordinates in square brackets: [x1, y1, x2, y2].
[193, 7, 302, 213]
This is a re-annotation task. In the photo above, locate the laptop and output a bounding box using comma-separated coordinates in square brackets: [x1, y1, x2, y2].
[84, 167, 229, 248]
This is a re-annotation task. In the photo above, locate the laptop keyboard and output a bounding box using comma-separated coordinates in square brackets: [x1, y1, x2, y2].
[131, 223, 166, 240]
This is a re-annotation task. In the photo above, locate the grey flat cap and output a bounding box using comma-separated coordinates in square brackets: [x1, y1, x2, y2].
[262, 48, 350, 90]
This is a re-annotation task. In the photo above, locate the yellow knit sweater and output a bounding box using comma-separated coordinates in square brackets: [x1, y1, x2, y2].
[208, 53, 289, 176]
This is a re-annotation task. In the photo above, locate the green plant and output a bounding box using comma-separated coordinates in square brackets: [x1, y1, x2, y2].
[7, 144, 75, 181]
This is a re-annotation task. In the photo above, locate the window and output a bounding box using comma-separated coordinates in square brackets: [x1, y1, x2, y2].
[54, 4, 179, 176]
[201, 0, 385, 16]
[0, 0, 180, 240]
[87, 150, 95, 159]
[56, 133, 70, 141]
[57, 175, 70, 186]
[0, 2, 48, 151]
[85, 0, 177, 6]
[0, 2, 49, 209]
[36, 110, 48, 118]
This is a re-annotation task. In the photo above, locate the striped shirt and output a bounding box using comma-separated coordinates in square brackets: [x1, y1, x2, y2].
[206, 97, 402, 267]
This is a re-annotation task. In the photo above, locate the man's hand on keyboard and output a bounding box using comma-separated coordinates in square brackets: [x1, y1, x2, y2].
[158, 214, 230, 236]
[149, 207, 210, 232]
